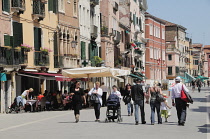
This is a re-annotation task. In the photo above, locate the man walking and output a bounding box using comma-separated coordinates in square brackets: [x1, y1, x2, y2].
[131, 79, 147, 125]
[171, 77, 189, 126]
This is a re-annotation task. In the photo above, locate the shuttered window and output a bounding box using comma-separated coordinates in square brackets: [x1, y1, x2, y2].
[2, 0, 10, 13]
[4, 35, 11, 46]
[139, 18, 142, 30]
[89, 43, 93, 61]
[81, 41, 86, 60]
[54, 32, 58, 55]
[13, 22, 23, 48]
[34, 27, 42, 51]
[48, 0, 58, 13]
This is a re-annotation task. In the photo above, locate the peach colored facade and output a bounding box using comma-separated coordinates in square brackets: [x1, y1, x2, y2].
[145, 13, 166, 85]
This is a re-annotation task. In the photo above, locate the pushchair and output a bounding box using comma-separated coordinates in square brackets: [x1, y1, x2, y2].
[7, 96, 23, 113]
[105, 94, 122, 123]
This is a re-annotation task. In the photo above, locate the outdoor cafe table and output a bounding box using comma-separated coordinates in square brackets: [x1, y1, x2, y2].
[26, 100, 37, 112]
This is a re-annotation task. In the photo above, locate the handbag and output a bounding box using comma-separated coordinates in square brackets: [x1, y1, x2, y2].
[181, 85, 189, 102]
[123, 96, 131, 104]
[181, 85, 193, 104]
[90, 88, 100, 103]
[155, 88, 165, 102]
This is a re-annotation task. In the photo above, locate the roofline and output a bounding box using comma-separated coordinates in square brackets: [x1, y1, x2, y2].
[145, 13, 166, 24]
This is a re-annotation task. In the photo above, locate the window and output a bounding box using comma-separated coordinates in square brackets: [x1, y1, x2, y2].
[162, 29, 165, 39]
[34, 27, 42, 51]
[176, 67, 179, 74]
[48, 0, 58, 13]
[2, 0, 10, 13]
[81, 41, 86, 60]
[58, 0, 65, 13]
[150, 47, 153, 58]
[168, 54, 172, 60]
[209, 55, 210, 58]
[168, 67, 172, 75]
[139, 18, 142, 30]
[162, 50, 165, 60]
[13, 22, 23, 47]
[194, 60, 199, 65]
[149, 24, 153, 35]
[73, 0, 77, 16]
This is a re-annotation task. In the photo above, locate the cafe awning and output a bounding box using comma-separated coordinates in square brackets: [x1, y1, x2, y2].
[135, 72, 148, 79]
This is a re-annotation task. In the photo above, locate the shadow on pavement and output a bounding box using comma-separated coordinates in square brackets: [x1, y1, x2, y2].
[197, 124, 210, 133]
[58, 122, 76, 123]
[191, 106, 210, 113]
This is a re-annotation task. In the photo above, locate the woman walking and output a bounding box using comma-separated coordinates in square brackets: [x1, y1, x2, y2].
[123, 83, 133, 116]
[88, 82, 103, 122]
[147, 81, 162, 125]
[70, 81, 86, 123]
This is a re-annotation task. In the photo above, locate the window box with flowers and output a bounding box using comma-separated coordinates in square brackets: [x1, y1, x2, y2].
[21, 44, 33, 52]
[40, 47, 52, 55]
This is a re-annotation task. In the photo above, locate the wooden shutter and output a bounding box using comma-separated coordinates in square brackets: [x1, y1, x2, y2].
[81, 41, 86, 60]
[54, 32, 58, 55]
[34, 27, 39, 51]
[94, 46, 98, 57]
[89, 43, 93, 60]
[18, 23, 23, 46]
[48, 0, 53, 11]
[4, 35, 11, 46]
[3, 0, 10, 13]
[53, 0, 58, 13]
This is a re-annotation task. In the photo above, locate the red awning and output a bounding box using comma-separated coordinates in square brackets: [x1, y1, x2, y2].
[20, 71, 87, 82]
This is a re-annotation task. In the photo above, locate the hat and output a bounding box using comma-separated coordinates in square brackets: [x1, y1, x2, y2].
[175, 76, 181, 82]
[163, 94, 168, 98]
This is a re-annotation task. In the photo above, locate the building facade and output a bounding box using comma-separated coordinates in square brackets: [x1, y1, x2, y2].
[145, 13, 166, 85]
[203, 45, 210, 77]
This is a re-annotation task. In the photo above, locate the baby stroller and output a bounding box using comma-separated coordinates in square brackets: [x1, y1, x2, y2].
[105, 94, 122, 122]
[7, 96, 23, 114]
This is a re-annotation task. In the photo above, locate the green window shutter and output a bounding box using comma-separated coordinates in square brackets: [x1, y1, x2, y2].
[54, 32, 58, 55]
[89, 43, 93, 60]
[3, 0, 10, 13]
[94, 46, 98, 57]
[34, 27, 39, 51]
[13, 22, 19, 47]
[81, 41, 86, 60]
[133, 14, 135, 25]
[10, 36, 14, 48]
[18, 23, 23, 46]
[53, 0, 58, 13]
[4, 35, 11, 46]
[48, 0, 53, 11]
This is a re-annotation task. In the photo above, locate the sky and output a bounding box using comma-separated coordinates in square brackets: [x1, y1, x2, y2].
[147, 0, 210, 45]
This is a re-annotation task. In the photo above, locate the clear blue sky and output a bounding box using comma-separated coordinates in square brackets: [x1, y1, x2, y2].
[147, 0, 210, 45]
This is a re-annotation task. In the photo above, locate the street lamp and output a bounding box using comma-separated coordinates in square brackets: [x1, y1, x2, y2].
[71, 41, 77, 48]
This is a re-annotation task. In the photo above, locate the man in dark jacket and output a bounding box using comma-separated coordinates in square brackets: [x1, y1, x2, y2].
[131, 79, 147, 125]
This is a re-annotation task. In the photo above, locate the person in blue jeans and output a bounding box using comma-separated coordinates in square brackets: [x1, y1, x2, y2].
[131, 79, 147, 125]
[147, 81, 162, 125]
[123, 83, 133, 116]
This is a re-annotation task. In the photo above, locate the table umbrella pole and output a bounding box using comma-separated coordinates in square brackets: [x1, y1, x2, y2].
[87, 74, 90, 89]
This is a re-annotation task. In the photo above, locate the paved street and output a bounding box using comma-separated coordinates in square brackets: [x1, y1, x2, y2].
[0, 87, 209, 139]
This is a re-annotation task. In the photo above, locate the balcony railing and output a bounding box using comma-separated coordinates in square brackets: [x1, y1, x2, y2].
[34, 52, 49, 66]
[33, 0, 45, 20]
[90, 0, 99, 6]
[91, 25, 98, 39]
[11, 0, 25, 13]
[0, 47, 25, 65]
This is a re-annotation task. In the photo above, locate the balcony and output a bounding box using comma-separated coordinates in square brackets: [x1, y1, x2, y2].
[91, 25, 98, 39]
[34, 52, 49, 66]
[0, 47, 25, 65]
[113, 2, 118, 11]
[90, 0, 99, 6]
[32, 0, 45, 21]
[11, 0, 25, 14]
[113, 31, 121, 45]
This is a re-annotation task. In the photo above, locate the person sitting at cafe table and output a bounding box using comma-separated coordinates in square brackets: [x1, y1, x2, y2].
[21, 88, 34, 109]
[36, 92, 44, 109]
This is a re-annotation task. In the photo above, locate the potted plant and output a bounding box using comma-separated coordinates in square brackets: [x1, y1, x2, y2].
[93, 56, 102, 67]
[21, 44, 33, 52]
[14, 46, 21, 52]
[40, 47, 52, 55]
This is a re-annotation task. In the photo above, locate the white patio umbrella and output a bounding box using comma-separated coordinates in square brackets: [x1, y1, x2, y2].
[62, 67, 130, 78]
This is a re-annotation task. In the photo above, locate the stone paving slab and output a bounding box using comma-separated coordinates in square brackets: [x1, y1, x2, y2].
[0, 87, 209, 139]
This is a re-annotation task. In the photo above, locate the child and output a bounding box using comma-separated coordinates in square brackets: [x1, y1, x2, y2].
[161, 94, 172, 122]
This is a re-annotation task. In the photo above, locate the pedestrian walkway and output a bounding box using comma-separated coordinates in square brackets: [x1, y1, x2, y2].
[0, 87, 209, 139]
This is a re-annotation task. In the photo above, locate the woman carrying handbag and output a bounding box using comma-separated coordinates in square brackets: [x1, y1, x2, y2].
[88, 82, 103, 122]
[123, 83, 133, 116]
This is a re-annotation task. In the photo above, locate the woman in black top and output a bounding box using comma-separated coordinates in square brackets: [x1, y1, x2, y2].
[70, 81, 86, 123]
[123, 83, 133, 116]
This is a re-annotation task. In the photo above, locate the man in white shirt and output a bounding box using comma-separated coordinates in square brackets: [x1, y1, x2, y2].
[171, 76, 189, 126]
